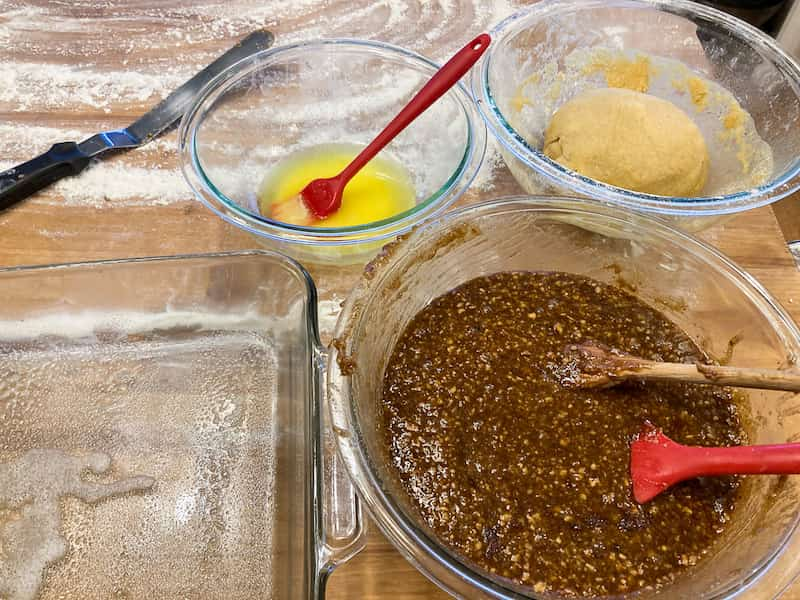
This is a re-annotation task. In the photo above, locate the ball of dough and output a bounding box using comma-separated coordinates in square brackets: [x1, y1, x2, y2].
[543, 88, 709, 197]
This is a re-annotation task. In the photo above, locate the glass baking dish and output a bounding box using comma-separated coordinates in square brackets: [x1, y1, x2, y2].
[0, 251, 363, 600]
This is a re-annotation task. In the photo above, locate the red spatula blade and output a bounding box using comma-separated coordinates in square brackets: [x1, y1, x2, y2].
[300, 177, 343, 219]
[630, 422, 686, 503]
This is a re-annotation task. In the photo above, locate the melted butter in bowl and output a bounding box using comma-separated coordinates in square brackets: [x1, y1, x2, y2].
[259, 143, 416, 228]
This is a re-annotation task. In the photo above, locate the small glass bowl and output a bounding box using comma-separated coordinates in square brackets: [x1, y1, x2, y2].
[471, 0, 800, 231]
[179, 39, 486, 264]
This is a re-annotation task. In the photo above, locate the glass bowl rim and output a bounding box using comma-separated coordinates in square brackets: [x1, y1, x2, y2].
[470, 0, 800, 217]
[328, 194, 800, 599]
[179, 37, 487, 245]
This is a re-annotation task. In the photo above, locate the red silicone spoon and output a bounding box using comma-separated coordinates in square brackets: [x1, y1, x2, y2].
[270, 33, 490, 225]
[631, 421, 800, 503]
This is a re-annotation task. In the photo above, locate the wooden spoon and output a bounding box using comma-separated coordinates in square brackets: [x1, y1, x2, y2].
[270, 33, 491, 225]
[631, 421, 800, 503]
[561, 342, 800, 393]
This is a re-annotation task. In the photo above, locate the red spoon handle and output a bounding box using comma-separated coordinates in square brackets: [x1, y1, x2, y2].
[631, 425, 800, 503]
[339, 33, 490, 183]
[679, 443, 800, 477]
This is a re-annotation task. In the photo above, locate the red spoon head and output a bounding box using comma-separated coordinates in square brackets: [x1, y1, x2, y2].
[631, 422, 686, 504]
[301, 176, 345, 219]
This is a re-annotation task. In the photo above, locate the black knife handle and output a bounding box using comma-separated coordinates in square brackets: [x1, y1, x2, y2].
[0, 142, 91, 211]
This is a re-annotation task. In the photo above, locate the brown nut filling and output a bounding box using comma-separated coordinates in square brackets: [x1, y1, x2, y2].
[380, 271, 744, 596]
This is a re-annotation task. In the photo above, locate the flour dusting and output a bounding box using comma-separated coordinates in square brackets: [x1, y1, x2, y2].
[0, 0, 519, 209]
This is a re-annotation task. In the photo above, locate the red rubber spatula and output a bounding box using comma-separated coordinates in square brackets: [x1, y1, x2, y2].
[631, 421, 800, 503]
[270, 33, 491, 226]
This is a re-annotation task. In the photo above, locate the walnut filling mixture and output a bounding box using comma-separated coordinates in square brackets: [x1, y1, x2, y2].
[380, 271, 743, 596]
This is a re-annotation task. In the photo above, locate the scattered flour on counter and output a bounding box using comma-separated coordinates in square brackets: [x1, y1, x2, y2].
[0, 123, 178, 164]
[317, 298, 343, 336]
[0, 123, 90, 154]
[1, 0, 520, 209]
[0, 160, 190, 207]
[52, 163, 190, 206]
[428, 0, 515, 57]
[0, 62, 189, 112]
[472, 140, 505, 192]
[384, 0, 410, 30]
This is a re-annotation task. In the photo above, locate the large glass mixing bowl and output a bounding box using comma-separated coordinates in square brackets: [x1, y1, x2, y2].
[328, 197, 800, 598]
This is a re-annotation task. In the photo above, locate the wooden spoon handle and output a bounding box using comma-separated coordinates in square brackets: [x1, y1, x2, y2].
[567, 343, 800, 392]
[609, 360, 800, 392]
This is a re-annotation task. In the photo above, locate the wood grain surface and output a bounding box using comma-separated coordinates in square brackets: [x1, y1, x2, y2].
[2, 1, 800, 598]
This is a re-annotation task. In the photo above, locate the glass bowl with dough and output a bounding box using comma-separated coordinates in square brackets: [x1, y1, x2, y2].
[471, 0, 800, 231]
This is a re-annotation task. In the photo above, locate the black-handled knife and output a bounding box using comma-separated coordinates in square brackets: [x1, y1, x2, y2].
[0, 29, 274, 212]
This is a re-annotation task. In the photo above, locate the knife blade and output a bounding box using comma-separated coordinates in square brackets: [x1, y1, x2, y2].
[0, 29, 274, 211]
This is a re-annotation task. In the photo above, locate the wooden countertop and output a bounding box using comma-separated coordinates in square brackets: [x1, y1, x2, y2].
[1, 1, 800, 598]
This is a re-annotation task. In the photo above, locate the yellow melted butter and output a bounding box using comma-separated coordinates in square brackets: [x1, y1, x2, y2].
[259, 143, 416, 228]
